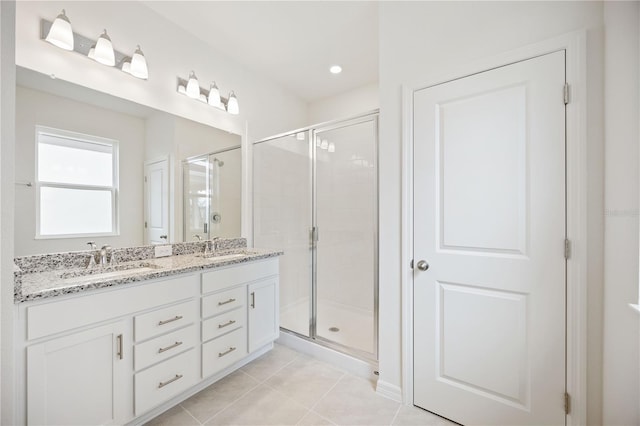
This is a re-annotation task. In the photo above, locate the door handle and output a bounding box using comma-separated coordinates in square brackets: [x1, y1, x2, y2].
[416, 260, 429, 271]
[160, 235, 167, 240]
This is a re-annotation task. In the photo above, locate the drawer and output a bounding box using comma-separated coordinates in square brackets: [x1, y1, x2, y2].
[135, 299, 197, 342]
[202, 258, 278, 294]
[134, 324, 198, 371]
[135, 348, 198, 415]
[202, 327, 247, 378]
[202, 308, 245, 342]
[202, 286, 245, 319]
[26, 274, 199, 341]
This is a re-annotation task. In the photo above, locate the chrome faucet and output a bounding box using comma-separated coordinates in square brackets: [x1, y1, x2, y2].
[86, 241, 97, 268]
[203, 237, 220, 256]
[194, 235, 202, 241]
[100, 245, 111, 267]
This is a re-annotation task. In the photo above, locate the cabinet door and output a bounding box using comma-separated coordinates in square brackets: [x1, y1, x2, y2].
[27, 321, 129, 425]
[248, 277, 279, 352]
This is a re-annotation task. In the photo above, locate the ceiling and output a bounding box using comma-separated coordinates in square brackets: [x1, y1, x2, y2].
[142, 1, 379, 103]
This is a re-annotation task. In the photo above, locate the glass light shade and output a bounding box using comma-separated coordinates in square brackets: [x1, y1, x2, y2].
[87, 46, 96, 60]
[227, 91, 239, 115]
[328, 142, 336, 153]
[45, 10, 74, 51]
[121, 61, 131, 74]
[208, 82, 221, 107]
[186, 71, 200, 99]
[320, 140, 329, 150]
[130, 45, 148, 79]
[93, 30, 115, 66]
[199, 94, 208, 102]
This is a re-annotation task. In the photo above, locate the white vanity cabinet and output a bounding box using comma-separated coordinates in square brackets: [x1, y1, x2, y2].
[16, 257, 280, 426]
[26, 320, 130, 426]
[248, 277, 279, 352]
[200, 258, 279, 378]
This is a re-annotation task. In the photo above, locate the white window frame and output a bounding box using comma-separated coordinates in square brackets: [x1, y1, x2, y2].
[35, 125, 120, 239]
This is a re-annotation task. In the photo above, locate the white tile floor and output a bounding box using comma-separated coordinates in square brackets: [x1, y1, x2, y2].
[146, 344, 456, 426]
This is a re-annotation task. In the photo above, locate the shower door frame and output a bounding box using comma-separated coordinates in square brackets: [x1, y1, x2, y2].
[253, 110, 379, 362]
[182, 145, 241, 241]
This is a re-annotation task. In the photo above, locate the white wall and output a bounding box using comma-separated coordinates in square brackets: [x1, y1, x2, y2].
[602, 2, 640, 425]
[15, 86, 146, 255]
[378, 1, 606, 422]
[0, 2, 15, 424]
[307, 82, 379, 125]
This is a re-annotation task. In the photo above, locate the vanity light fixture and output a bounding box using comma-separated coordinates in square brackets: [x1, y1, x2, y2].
[328, 142, 336, 153]
[320, 139, 329, 150]
[40, 15, 149, 80]
[45, 9, 74, 51]
[208, 82, 221, 107]
[185, 71, 200, 99]
[177, 74, 240, 115]
[92, 29, 115, 66]
[226, 91, 239, 115]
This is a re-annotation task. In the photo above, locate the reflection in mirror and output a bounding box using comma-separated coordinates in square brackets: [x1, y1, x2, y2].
[14, 66, 242, 256]
[183, 147, 241, 241]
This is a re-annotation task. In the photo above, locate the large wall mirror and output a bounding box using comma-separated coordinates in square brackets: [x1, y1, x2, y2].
[15, 66, 242, 256]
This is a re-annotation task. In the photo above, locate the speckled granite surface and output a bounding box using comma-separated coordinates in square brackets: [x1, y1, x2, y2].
[14, 238, 282, 303]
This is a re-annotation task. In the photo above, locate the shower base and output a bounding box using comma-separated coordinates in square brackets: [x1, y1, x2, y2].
[280, 298, 375, 356]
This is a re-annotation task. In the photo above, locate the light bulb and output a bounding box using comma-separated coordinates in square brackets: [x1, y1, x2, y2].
[226, 91, 239, 115]
[130, 45, 148, 79]
[186, 71, 200, 99]
[93, 29, 115, 66]
[208, 82, 221, 107]
[45, 9, 74, 51]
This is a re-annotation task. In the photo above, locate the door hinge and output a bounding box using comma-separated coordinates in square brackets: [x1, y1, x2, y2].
[564, 83, 570, 105]
[144, 176, 147, 183]
[144, 221, 147, 228]
[564, 392, 571, 414]
[410, 259, 414, 269]
[564, 238, 571, 259]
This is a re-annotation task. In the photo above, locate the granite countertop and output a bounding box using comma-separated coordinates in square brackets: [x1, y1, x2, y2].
[14, 239, 282, 303]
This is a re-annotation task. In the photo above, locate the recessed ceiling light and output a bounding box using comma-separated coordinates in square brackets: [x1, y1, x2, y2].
[329, 65, 342, 74]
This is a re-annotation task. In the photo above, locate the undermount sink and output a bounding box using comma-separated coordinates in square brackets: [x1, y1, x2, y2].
[59, 262, 163, 282]
[198, 251, 252, 261]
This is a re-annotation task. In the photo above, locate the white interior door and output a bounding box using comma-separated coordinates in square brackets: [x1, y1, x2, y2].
[144, 158, 169, 244]
[413, 51, 566, 425]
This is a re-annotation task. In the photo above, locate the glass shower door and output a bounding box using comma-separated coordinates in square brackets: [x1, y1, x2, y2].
[314, 117, 377, 358]
[253, 132, 313, 337]
[183, 156, 210, 240]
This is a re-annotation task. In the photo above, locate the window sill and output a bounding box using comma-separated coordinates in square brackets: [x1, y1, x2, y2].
[630, 304, 640, 315]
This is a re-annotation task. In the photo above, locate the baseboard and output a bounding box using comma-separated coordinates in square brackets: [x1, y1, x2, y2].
[376, 379, 403, 403]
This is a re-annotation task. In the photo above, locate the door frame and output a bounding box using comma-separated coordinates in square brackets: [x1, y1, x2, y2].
[143, 155, 170, 244]
[401, 31, 588, 425]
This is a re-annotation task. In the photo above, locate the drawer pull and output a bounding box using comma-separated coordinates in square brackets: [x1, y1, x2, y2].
[158, 341, 183, 354]
[250, 292, 255, 309]
[158, 315, 183, 326]
[218, 320, 236, 329]
[158, 374, 183, 389]
[218, 298, 237, 306]
[218, 346, 237, 358]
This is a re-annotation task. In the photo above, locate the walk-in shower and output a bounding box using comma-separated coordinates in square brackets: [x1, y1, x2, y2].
[253, 112, 378, 361]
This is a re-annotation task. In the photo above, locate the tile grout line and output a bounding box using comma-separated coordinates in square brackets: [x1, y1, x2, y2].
[389, 403, 402, 426]
[307, 371, 347, 413]
[199, 351, 302, 425]
[178, 402, 204, 425]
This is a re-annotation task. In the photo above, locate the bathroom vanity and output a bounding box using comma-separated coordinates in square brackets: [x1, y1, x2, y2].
[12, 239, 281, 425]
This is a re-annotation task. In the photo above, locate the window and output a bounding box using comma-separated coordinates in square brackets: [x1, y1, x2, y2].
[36, 126, 119, 238]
